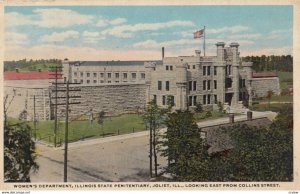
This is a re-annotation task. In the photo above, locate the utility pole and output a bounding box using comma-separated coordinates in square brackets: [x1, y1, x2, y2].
[49, 66, 63, 147]
[64, 81, 69, 182]
[50, 80, 81, 182]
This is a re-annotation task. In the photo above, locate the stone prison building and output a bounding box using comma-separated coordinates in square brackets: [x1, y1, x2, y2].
[4, 42, 280, 121]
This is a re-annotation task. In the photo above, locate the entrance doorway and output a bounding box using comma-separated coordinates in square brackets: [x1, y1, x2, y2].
[225, 93, 233, 106]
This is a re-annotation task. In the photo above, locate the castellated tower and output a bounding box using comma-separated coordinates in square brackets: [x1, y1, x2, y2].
[175, 62, 188, 110]
[230, 42, 240, 108]
[215, 42, 226, 106]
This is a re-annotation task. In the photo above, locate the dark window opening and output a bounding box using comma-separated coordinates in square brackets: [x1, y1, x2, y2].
[158, 81, 162, 90]
[203, 80, 206, 90]
[193, 81, 197, 91]
[166, 81, 170, 91]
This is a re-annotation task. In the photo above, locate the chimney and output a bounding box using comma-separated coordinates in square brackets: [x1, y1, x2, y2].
[15, 68, 19, 73]
[162, 47, 165, 59]
[229, 113, 234, 123]
[247, 111, 253, 121]
[195, 50, 201, 57]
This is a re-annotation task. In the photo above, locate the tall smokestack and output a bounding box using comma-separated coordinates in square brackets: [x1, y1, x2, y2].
[162, 47, 165, 59]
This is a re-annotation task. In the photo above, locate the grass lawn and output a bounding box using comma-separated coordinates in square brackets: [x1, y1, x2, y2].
[7, 110, 228, 145]
[278, 71, 293, 91]
[8, 114, 145, 145]
[251, 103, 292, 112]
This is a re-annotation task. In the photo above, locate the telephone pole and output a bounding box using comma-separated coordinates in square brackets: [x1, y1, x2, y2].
[49, 66, 63, 147]
[51, 80, 81, 182]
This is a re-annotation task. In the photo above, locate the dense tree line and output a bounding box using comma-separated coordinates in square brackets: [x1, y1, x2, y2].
[242, 55, 293, 72]
[159, 105, 293, 181]
[4, 59, 62, 71]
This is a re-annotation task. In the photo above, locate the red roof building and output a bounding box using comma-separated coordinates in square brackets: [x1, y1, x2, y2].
[4, 70, 62, 80]
[252, 72, 278, 78]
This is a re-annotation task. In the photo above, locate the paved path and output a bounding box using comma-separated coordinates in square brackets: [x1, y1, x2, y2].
[30, 110, 276, 182]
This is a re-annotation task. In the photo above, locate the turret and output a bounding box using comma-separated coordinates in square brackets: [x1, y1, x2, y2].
[216, 42, 225, 61]
[230, 42, 240, 65]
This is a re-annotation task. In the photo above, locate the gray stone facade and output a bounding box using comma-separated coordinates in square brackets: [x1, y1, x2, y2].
[4, 41, 281, 120]
[251, 77, 280, 98]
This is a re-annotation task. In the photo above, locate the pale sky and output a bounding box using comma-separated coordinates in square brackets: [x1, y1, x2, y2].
[5, 6, 293, 61]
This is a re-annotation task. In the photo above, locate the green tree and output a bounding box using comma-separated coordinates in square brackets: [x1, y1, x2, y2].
[213, 105, 293, 181]
[143, 100, 164, 177]
[161, 110, 209, 181]
[4, 123, 39, 182]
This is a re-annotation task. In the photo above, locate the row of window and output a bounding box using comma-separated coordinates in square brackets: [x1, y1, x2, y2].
[153, 95, 175, 106]
[165, 65, 173, 71]
[153, 94, 218, 107]
[225, 65, 232, 76]
[203, 80, 217, 90]
[73, 79, 136, 84]
[203, 66, 217, 76]
[73, 72, 145, 79]
[158, 81, 170, 91]
[189, 95, 217, 106]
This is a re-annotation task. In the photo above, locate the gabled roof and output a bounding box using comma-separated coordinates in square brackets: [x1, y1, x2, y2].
[252, 72, 278, 78]
[4, 71, 62, 80]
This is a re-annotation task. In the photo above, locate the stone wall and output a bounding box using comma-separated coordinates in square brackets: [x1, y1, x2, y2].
[251, 77, 280, 98]
[55, 83, 146, 119]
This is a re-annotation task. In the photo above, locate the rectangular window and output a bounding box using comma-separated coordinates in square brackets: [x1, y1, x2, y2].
[132, 73, 136, 79]
[162, 96, 166, 105]
[189, 81, 193, 91]
[158, 81, 162, 90]
[193, 81, 197, 91]
[93, 73, 97, 77]
[203, 95, 206, 105]
[170, 66, 173, 71]
[203, 66, 206, 76]
[141, 73, 145, 79]
[239, 79, 242, 88]
[123, 73, 127, 79]
[115, 81, 119, 83]
[74, 79, 77, 83]
[203, 80, 206, 90]
[80, 72, 83, 77]
[189, 96, 193, 106]
[166, 66, 169, 70]
[115, 73, 119, 78]
[208, 80, 211, 90]
[214, 95, 217, 104]
[242, 79, 246, 87]
[208, 94, 211, 104]
[193, 65, 195, 69]
[107, 73, 111, 78]
[108, 81, 111, 83]
[93, 80, 97, 83]
[214, 80, 217, 89]
[207, 66, 211, 75]
[214, 66, 217, 75]
[87, 73, 90, 77]
[100, 73, 104, 78]
[87, 80, 90, 84]
[80, 79, 83, 84]
[74, 72, 77, 77]
[166, 81, 170, 91]
[168, 95, 175, 106]
[188, 65, 190, 69]
[153, 95, 157, 104]
[100, 80, 104, 83]
[239, 92, 243, 101]
[193, 96, 197, 105]
[229, 65, 232, 75]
